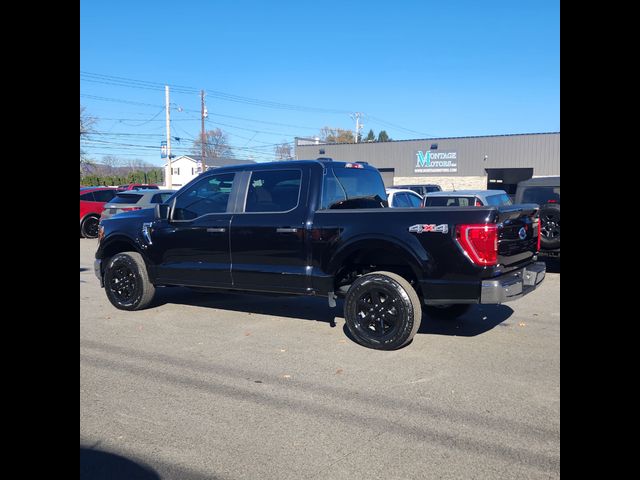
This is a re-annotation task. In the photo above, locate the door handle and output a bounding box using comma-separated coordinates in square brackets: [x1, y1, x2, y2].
[277, 228, 298, 233]
[206, 227, 226, 233]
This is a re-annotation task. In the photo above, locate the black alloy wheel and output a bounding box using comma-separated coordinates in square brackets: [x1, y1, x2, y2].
[353, 287, 403, 339]
[103, 252, 155, 310]
[81, 216, 100, 238]
[344, 271, 422, 350]
[539, 203, 561, 249]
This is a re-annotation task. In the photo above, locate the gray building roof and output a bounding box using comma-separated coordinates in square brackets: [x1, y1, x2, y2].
[295, 132, 560, 177]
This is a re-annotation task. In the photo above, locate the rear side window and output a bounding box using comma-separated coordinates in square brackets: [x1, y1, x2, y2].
[321, 167, 388, 209]
[485, 193, 512, 206]
[110, 193, 143, 204]
[245, 169, 301, 213]
[424, 186, 441, 193]
[151, 193, 173, 204]
[407, 186, 423, 195]
[80, 192, 95, 201]
[522, 186, 560, 204]
[425, 196, 471, 207]
[91, 190, 117, 202]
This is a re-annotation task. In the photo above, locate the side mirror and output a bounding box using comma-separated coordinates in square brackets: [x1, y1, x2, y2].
[155, 203, 171, 220]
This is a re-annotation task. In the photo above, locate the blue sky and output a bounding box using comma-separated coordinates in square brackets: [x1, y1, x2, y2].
[80, 0, 559, 166]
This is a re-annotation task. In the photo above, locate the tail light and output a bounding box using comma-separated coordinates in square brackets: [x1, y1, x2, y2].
[120, 207, 142, 212]
[536, 218, 541, 251]
[455, 224, 498, 266]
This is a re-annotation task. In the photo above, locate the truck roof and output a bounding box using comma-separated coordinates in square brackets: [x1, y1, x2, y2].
[517, 176, 560, 187]
[201, 159, 376, 174]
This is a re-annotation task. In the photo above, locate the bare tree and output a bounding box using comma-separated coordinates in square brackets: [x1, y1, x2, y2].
[319, 126, 355, 143]
[101, 155, 122, 175]
[192, 129, 234, 165]
[80, 106, 96, 174]
[274, 141, 293, 160]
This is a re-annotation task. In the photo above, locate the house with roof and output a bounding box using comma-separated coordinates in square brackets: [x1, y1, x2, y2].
[164, 155, 256, 188]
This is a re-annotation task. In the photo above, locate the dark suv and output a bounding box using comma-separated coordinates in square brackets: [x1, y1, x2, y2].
[515, 176, 560, 256]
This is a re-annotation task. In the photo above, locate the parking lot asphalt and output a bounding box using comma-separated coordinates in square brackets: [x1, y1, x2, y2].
[80, 239, 560, 480]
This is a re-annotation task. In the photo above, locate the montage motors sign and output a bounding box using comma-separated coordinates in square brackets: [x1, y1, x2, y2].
[414, 149, 458, 174]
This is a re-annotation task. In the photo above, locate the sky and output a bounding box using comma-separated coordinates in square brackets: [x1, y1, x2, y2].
[80, 0, 560, 167]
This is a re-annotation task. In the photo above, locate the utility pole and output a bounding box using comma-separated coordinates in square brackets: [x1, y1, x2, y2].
[200, 90, 206, 174]
[351, 112, 363, 143]
[165, 85, 172, 188]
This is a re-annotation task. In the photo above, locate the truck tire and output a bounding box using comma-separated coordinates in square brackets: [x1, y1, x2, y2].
[80, 215, 100, 239]
[539, 203, 560, 250]
[425, 304, 471, 319]
[344, 271, 422, 350]
[104, 252, 155, 311]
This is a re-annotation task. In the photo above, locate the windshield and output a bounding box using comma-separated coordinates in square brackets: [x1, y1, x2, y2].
[321, 167, 388, 209]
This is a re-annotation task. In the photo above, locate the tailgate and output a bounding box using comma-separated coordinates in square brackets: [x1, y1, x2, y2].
[496, 204, 539, 267]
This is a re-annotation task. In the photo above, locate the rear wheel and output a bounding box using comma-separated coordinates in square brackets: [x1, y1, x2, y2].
[425, 304, 471, 319]
[344, 271, 422, 350]
[104, 252, 155, 310]
[539, 203, 560, 250]
[80, 215, 100, 238]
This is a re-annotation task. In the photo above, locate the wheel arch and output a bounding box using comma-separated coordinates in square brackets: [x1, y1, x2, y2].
[326, 236, 428, 296]
[97, 234, 154, 281]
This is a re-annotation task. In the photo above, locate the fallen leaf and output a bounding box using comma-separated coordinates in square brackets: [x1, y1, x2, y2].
[244, 331, 251, 336]
[338, 339, 347, 344]
[282, 374, 291, 379]
[336, 369, 343, 375]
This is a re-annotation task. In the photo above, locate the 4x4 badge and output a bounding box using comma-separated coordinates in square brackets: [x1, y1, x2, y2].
[409, 224, 449, 234]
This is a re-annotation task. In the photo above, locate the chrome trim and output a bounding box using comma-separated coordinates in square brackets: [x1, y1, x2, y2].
[480, 262, 546, 304]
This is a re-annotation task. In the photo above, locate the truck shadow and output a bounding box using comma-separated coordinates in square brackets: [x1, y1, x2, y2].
[541, 256, 560, 273]
[153, 287, 342, 326]
[154, 287, 513, 337]
[417, 304, 514, 337]
[80, 446, 160, 480]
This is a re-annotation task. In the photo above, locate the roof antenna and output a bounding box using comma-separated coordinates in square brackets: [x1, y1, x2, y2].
[451, 182, 456, 191]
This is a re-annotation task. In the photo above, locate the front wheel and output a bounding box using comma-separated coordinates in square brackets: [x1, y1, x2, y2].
[103, 252, 155, 310]
[344, 271, 422, 350]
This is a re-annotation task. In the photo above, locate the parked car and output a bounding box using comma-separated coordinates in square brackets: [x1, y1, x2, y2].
[423, 190, 512, 207]
[80, 187, 118, 238]
[386, 188, 423, 208]
[117, 183, 160, 191]
[394, 184, 442, 196]
[95, 159, 545, 350]
[515, 176, 560, 256]
[101, 189, 176, 221]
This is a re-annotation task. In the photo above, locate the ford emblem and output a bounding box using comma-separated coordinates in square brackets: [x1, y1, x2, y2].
[518, 227, 527, 240]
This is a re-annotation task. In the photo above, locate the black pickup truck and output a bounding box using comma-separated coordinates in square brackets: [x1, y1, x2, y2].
[94, 159, 545, 350]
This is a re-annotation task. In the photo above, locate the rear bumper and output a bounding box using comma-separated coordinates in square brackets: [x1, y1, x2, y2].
[480, 262, 546, 304]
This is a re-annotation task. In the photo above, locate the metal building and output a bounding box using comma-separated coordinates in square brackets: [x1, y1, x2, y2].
[294, 132, 559, 190]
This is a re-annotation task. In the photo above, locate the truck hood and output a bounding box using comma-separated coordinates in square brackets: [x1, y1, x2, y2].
[101, 207, 155, 224]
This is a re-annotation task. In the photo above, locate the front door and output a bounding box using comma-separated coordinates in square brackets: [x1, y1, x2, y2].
[152, 172, 237, 287]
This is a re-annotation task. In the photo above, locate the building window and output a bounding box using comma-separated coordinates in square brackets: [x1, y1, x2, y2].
[172, 168, 180, 175]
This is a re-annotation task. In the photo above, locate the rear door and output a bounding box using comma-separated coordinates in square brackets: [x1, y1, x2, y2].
[230, 167, 310, 293]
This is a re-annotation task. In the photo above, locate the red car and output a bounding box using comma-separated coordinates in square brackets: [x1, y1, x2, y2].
[117, 183, 160, 191]
[80, 187, 118, 238]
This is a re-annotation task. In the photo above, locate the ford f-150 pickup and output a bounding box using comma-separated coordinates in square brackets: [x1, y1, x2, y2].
[94, 158, 545, 350]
